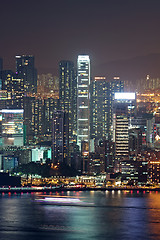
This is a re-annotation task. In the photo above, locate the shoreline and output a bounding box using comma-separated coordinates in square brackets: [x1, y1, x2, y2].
[0, 186, 160, 193]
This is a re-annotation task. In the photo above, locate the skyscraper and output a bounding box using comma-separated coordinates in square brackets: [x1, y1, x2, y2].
[43, 98, 60, 135]
[109, 77, 124, 139]
[77, 55, 90, 150]
[59, 60, 77, 143]
[52, 110, 69, 165]
[15, 55, 37, 93]
[90, 76, 124, 143]
[113, 92, 136, 171]
[90, 76, 108, 142]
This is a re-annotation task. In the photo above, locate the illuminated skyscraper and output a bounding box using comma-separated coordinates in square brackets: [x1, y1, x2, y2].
[90, 76, 124, 142]
[15, 55, 37, 93]
[59, 60, 77, 142]
[77, 55, 90, 150]
[0, 109, 24, 146]
[52, 110, 69, 164]
[90, 76, 108, 142]
[113, 92, 136, 171]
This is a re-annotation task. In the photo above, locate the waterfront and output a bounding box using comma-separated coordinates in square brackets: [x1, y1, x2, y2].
[0, 191, 160, 240]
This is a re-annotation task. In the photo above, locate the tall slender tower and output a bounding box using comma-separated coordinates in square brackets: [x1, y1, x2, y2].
[77, 55, 90, 151]
[113, 92, 136, 171]
[59, 60, 77, 143]
[52, 110, 69, 165]
[90, 76, 108, 142]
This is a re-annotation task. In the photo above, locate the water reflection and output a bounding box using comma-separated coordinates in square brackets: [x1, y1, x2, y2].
[147, 192, 160, 239]
[0, 191, 160, 239]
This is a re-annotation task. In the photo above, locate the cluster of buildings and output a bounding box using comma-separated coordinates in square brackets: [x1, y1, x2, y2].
[0, 55, 160, 186]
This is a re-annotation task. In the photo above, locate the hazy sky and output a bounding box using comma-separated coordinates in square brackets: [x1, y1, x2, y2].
[1, 0, 160, 79]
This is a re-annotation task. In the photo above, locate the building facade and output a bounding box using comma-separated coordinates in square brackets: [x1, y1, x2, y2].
[15, 55, 37, 93]
[77, 55, 90, 150]
[52, 111, 69, 165]
[113, 92, 136, 171]
[0, 109, 24, 146]
[90, 76, 124, 143]
[59, 60, 77, 143]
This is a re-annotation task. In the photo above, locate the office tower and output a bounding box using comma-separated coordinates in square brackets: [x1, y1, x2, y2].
[113, 92, 136, 171]
[77, 55, 90, 150]
[90, 76, 108, 142]
[90, 76, 124, 143]
[59, 60, 77, 142]
[52, 111, 69, 165]
[0, 109, 24, 146]
[15, 55, 37, 93]
[109, 77, 124, 139]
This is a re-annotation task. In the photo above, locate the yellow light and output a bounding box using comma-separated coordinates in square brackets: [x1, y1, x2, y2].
[155, 135, 160, 141]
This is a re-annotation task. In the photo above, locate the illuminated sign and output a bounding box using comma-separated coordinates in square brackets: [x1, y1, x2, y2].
[78, 55, 90, 61]
[114, 92, 136, 100]
[1, 109, 24, 113]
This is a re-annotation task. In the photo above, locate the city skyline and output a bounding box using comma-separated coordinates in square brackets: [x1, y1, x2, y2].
[1, 0, 160, 82]
[1, 2, 160, 239]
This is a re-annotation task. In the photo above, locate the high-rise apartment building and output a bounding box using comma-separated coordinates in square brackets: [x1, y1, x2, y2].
[43, 98, 60, 135]
[77, 55, 90, 150]
[15, 55, 37, 93]
[22, 97, 43, 144]
[59, 60, 77, 143]
[37, 73, 59, 97]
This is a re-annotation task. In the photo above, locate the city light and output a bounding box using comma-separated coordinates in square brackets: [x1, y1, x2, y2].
[114, 92, 136, 100]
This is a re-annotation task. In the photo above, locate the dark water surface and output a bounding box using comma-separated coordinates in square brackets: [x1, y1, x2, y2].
[0, 190, 160, 240]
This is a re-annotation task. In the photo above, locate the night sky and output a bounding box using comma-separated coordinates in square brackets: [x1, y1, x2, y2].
[1, 0, 160, 82]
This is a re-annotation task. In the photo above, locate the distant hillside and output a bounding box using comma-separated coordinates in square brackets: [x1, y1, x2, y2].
[94, 53, 160, 84]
